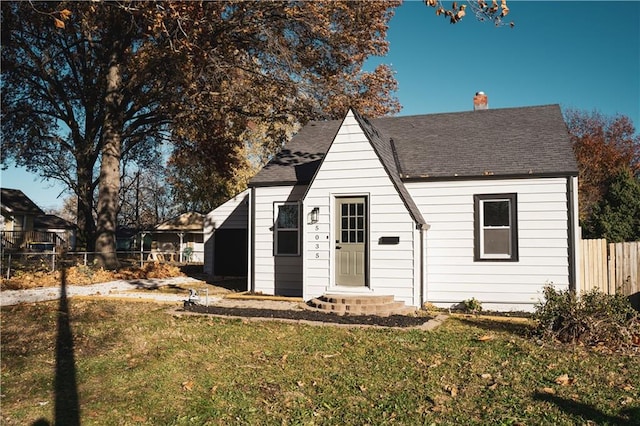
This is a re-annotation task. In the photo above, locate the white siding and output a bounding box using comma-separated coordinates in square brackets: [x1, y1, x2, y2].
[304, 111, 419, 306]
[253, 185, 306, 296]
[407, 178, 571, 312]
[203, 190, 249, 275]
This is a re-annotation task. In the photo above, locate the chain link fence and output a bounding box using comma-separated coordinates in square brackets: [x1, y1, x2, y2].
[1, 249, 204, 280]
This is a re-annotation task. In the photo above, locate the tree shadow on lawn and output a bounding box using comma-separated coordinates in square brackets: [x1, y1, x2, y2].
[534, 392, 640, 426]
[454, 316, 535, 338]
[32, 267, 81, 426]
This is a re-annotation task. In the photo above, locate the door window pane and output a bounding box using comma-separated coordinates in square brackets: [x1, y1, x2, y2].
[339, 200, 365, 244]
[277, 231, 298, 255]
[277, 204, 298, 229]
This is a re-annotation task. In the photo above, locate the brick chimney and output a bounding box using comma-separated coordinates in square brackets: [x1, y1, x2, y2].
[473, 91, 488, 110]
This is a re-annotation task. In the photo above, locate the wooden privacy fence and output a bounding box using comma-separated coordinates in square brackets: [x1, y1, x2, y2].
[580, 239, 640, 308]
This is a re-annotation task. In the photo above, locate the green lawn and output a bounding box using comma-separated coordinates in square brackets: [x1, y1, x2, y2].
[1, 300, 638, 425]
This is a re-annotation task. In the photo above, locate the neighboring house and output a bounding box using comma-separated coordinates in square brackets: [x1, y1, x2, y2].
[205, 103, 580, 312]
[1, 188, 44, 232]
[148, 212, 205, 263]
[1, 188, 75, 250]
[203, 189, 249, 277]
[34, 214, 77, 250]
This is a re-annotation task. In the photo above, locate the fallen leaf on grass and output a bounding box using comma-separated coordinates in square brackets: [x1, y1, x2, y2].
[477, 334, 494, 342]
[541, 387, 556, 395]
[480, 373, 493, 379]
[444, 385, 458, 397]
[182, 380, 194, 391]
[487, 382, 498, 390]
[322, 353, 340, 359]
[620, 396, 634, 406]
[555, 374, 575, 386]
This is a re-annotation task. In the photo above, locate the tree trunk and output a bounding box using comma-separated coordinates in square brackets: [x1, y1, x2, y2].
[75, 157, 96, 251]
[95, 56, 123, 269]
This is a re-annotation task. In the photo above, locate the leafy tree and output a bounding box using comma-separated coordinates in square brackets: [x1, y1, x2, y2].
[424, 0, 513, 27]
[582, 168, 640, 242]
[1, 1, 175, 265]
[164, 1, 402, 210]
[1, 1, 401, 267]
[564, 109, 640, 224]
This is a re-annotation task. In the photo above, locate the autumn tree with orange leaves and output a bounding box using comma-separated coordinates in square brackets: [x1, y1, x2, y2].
[1, 1, 400, 266]
[564, 109, 640, 239]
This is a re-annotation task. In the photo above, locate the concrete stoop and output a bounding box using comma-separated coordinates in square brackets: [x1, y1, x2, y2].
[305, 294, 417, 317]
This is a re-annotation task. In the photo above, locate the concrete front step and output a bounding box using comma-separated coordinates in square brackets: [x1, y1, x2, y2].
[322, 294, 395, 305]
[306, 294, 416, 317]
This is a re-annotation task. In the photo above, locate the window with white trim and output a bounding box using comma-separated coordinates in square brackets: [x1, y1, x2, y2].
[274, 202, 299, 256]
[474, 193, 518, 261]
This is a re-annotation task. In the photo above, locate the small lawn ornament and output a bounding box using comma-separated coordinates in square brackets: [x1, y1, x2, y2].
[184, 288, 200, 308]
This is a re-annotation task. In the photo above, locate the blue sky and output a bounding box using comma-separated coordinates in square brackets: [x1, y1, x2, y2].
[2, 1, 639, 211]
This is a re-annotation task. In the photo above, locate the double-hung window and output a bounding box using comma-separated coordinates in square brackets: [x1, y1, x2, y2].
[474, 193, 518, 261]
[274, 202, 300, 256]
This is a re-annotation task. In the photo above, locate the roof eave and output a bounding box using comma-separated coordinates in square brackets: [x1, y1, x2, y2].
[401, 171, 579, 182]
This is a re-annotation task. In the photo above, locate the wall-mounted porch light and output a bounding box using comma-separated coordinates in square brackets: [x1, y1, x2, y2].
[309, 207, 320, 224]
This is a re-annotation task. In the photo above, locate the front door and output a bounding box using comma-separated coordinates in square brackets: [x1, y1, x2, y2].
[335, 197, 366, 286]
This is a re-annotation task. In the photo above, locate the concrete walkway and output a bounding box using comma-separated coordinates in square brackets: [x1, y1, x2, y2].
[0, 276, 204, 307]
[1, 278, 448, 330]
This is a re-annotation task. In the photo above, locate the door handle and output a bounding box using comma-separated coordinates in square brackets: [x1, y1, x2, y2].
[336, 245, 342, 250]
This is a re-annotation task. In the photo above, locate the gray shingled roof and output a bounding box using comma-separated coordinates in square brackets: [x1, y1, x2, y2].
[351, 110, 427, 227]
[34, 214, 76, 230]
[249, 104, 578, 187]
[377, 104, 578, 179]
[1, 188, 45, 215]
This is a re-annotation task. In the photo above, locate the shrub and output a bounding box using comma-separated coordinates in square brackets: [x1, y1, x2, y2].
[462, 297, 482, 314]
[533, 284, 640, 350]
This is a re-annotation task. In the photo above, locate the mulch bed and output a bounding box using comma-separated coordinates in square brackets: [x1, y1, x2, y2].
[183, 304, 433, 328]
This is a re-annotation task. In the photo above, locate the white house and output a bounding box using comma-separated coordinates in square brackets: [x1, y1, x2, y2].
[206, 103, 580, 312]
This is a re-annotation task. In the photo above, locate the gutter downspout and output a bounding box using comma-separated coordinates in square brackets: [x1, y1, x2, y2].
[248, 187, 255, 293]
[567, 176, 580, 293]
[419, 223, 429, 308]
